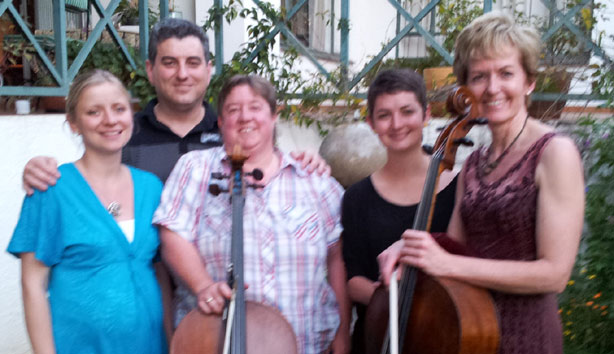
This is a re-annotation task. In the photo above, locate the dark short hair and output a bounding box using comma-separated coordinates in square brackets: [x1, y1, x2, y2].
[367, 68, 427, 116]
[148, 18, 210, 62]
[217, 75, 277, 116]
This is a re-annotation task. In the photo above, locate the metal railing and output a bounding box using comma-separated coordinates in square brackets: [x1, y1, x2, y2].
[0, 0, 154, 97]
[0, 0, 610, 101]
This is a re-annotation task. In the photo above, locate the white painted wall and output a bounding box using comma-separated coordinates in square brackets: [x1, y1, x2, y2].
[596, 0, 614, 58]
[0, 114, 83, 354]
[346, 0, 399, 70]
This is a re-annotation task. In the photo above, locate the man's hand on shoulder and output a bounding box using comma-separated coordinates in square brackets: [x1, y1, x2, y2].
[22, 156, 60, 196]
[290, 150, 331, 176]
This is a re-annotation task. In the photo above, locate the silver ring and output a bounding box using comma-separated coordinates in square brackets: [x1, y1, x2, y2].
[205, 297, 214, 303]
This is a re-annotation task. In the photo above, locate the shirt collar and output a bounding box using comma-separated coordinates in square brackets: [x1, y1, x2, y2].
[139, 98, 219, 136]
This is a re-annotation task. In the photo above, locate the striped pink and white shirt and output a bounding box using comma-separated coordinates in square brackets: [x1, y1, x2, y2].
[153, 146, 343, 354]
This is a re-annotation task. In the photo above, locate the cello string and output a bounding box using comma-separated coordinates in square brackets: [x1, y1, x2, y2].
[394, 147, 445, 353]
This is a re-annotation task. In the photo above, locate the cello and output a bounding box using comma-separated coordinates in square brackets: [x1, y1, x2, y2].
[170, 146, 298, 354]
[364, 87, 500, 354]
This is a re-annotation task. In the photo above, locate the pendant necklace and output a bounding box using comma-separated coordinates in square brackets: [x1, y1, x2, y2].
[482, 113, 529, 175]
[107, 201, 121, 217]
[77, 160, 123, 218]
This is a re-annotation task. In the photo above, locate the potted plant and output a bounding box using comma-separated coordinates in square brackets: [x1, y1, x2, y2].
[423, 66, 456, 117]
[34, 74, 66, 113]
[115, 0, 140, 26]
[528, 66, 573, 120]
[422, 0, 482, 116]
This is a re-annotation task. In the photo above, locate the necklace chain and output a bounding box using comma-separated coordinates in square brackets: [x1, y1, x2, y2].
[481, 113, 530, 175]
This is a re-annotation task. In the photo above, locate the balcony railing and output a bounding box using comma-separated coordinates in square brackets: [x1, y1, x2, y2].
[0, 0, 610, 102]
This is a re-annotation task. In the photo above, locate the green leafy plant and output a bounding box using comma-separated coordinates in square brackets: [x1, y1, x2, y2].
[528, 66, 574, 119]
[201, 0, 362, 135]
[361, 56, 442, 89]
[559, 115, 614, 353]
[27, 39, 155, 105]
[115, 0, 139, 25]
[75, 40, 155, 105]
[590, 52, 614, 109]
[537, 0, 601, 65]
[426, 0, 483, 66]
[1, 35, 45, 82]
[114, 0, 159, 27]
[550, 32, 613, 354]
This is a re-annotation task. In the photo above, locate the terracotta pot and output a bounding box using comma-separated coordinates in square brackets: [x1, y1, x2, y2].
[40, 96, 66, 113]
[528, 100, 567, 120]
[528, 69, 573, 120]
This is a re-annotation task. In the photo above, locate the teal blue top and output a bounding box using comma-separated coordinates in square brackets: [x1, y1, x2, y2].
[7, 163, 167, 354]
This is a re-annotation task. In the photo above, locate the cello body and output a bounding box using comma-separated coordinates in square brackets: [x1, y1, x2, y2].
[170, 301, 298, 354]
[364, 273, 499, 354]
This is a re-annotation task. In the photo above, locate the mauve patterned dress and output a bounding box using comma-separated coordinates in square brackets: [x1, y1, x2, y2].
[460, 132, 563, 354]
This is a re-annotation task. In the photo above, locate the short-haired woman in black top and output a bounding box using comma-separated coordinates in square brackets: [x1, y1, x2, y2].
[341, 68, 458, 354]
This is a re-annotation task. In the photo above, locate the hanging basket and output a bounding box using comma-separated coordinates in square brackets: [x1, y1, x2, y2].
[528, 67, 573, 120]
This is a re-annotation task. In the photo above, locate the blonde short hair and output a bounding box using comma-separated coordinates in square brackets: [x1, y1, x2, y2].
[66, 69, 131, 124]
[453, 11, 541, 85]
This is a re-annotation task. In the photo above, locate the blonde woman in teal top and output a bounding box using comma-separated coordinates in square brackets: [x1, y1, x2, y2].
[7, 70, 166, 354]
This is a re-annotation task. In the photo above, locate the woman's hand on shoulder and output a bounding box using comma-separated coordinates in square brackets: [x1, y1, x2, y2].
[290, 150, 331, 176]
[22, 156, 60, 195]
